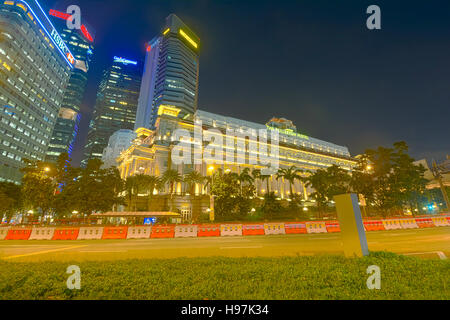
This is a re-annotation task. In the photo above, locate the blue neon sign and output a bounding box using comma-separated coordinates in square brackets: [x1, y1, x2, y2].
[16, 1, 75, 68]
[114, 56, 138, 66]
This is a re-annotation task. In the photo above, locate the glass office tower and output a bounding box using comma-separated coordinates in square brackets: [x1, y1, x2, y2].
[135, 14, 200, 129]
[0, 0, 74, 183]
[82, 56, 142, 166]
[45, 10, 94, 162]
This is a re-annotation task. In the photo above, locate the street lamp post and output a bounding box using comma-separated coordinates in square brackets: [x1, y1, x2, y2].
[432, 160, 450, 212]
[208, 166, 215, 222]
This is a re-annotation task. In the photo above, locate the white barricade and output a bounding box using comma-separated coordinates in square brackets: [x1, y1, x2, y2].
[220, 224, 243, 236]
[382, 219, 402, 230]
[0, 227, 10, 240]
[431, 217, 450, 227]
[175, 225, 198, 238]
[127, 226, 152, 239]
[306, 222, 327, 234]
[399, 219, 418, 229]
[77, 227, 104, 240]
[264, 223, 285, 235]
[29, 227, 55, 240]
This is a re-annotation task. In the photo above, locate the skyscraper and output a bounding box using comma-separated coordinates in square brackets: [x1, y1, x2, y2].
[82, 56, 142, 166]
[135, 14, 200, 130]
[45, 9, 94, 162]
[0, 0, 75, 183]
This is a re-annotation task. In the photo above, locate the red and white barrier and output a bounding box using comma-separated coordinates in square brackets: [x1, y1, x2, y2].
[306, 222, 327, 234]
[284, 223, 307, 234]
[220, 224, 242, 236]
[399, 218, 418, 229]
[77, 227, 104, 240]
[175, 225, 198, 238]
[431, 217, 449, 227]
[127, 226, 152, 239]
[382, 219, 402, 230]
[29, 227, 55, 240]
[264, 223, 285, 235]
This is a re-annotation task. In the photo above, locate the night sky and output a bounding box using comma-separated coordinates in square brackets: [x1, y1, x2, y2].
[46, 0, 450, 166]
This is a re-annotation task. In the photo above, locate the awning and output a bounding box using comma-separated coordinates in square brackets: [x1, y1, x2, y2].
[92, 212, 181, 217]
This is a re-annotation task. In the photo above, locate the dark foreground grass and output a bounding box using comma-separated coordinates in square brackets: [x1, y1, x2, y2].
[0, 252, 448, 300]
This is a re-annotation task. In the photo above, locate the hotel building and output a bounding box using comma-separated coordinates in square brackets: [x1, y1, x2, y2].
[117, 105, 357, 213]
[0, 0, 75, 183]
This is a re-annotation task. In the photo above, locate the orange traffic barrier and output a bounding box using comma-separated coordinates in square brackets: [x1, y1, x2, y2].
[5, 228, 32, 240]
[242, 224, 265, 236]
[363, 220, 385, 231]
[151, 225, 175, 238]
[325, 221, 341, 233]
[416, 218, 435, 228]
[52, 228, 80, 240]
[102, 226, 128, 239]
[197, 224, 221, 237]
[284, 222, 307, 234]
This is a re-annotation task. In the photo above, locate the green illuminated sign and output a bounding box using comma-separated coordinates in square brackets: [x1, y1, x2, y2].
[266, 126, 309, 140]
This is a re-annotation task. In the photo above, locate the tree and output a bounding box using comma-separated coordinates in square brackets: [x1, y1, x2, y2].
[276, 166, 303, 198]
[64, 159, 124, 217]
[0, 182, 22, 220]
[124, 174, 156, 211]
[303, 165, 351, 218]
[183, 171, 204, 195]
[351, 142, 428, 217]
[236, 168, 254, 195]
[210, 170, 253, 221]
[183, 171, 205, 222]
[162, 169, 183, 211]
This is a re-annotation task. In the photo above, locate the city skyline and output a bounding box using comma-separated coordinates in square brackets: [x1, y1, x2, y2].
[52, 0, 450, 166]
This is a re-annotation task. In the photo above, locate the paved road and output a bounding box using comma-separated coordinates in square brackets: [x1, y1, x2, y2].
[0, 227, 449, 262]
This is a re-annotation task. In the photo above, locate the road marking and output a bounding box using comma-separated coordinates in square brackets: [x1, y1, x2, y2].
[1, 245, 88, 260]
[220, 246, 263, 249]
[404, 251, 448, 260]
[79, 250, 128, 253]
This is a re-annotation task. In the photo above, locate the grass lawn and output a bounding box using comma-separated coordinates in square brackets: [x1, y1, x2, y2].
[0, 252, 448, 300]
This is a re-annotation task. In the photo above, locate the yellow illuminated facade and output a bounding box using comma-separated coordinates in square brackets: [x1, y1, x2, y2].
[117, 106, 357, 200]
[179, 29, 198, 49]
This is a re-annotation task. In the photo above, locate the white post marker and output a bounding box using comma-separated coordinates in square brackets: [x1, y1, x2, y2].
[334, 193, 369, 257]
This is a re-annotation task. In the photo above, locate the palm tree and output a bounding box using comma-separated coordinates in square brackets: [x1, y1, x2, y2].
[276, 166, 303, 198]
[183, 171, 205, 222]
[125, 174, 153, 211]
[260, 172, 272, 194]
[237, 168, 254, 195]
[183, 171, 204, 196]
[251, 169, 261, 196]
[162, 169, 182, 211]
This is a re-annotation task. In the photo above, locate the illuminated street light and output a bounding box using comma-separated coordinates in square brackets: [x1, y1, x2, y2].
[44, 167, 51, 172]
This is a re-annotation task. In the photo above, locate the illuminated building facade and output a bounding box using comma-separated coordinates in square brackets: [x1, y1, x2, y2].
[135, 14, 200, 130]
[82, 56, 142, 166]
[117, 106, 356, 204]
[0, 0, 74, 183]
[45, 9, 94, 162]
[101, 129, 136, 168]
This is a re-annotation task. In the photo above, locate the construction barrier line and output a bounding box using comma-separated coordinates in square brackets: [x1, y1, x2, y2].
[127, 226, 152, 239]
[52, 228, 80, 240]
[29, 227, 55, 240]
[102, 226, 128, 240]
[220, 224, 243, 236]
